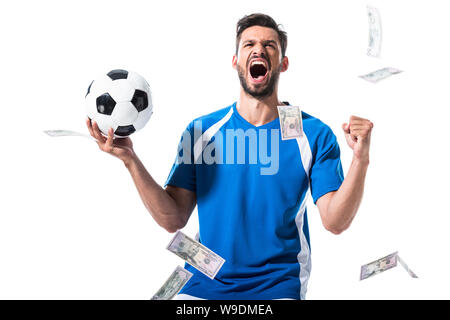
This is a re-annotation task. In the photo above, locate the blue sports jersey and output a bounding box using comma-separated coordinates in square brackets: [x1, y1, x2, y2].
[165, 102, 344, 300]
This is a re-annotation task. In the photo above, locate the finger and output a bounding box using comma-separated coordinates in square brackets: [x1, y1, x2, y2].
[345, 132, 357, 146]
[349, 125, 373, 132]
[86, 117, 94, 137]
[349, 115, 369, 123]
[349, 128, 370, 136]
[349, 118, 374, 128]
[349, 121, 374, 129]
[105, 128, 115, 153]
[349, 129, 372, 141]
[92, 121, 106, 143]
[342, 123, 350, 133]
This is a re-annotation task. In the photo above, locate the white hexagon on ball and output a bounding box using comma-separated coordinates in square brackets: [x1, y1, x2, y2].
[85, 69, 153, 138]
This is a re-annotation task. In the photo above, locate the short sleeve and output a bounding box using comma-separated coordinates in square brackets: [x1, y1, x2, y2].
[310, 127, 344, 203]
[165, 122, 196, 192]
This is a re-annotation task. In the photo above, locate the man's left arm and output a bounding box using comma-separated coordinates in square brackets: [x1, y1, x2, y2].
[316, 115, 374, 234]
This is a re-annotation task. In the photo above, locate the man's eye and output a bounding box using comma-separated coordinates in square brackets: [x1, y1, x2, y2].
[265, 44, 274, 48]
[245, 43, 252, 47]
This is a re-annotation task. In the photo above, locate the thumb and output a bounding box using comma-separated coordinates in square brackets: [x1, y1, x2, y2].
[342, 123, 356, 148]
[342, 123, 350, 133]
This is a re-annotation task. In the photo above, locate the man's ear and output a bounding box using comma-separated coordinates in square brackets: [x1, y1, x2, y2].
[281, 56, 289, 72]
[232, 54, 237, 70]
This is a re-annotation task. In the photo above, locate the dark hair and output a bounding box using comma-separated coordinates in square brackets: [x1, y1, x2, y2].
[236, 13, 288, 57]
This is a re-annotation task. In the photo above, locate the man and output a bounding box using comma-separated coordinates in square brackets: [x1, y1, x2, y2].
[87, 13, 373, 300]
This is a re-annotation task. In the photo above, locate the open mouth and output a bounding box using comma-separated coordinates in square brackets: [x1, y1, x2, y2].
[249, 60, 268, 82]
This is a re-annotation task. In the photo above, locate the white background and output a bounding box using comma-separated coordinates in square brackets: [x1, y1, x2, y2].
[0, 0, 449, 299]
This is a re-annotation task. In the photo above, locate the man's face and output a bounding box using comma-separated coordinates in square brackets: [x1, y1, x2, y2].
[233, 26, 288, 99]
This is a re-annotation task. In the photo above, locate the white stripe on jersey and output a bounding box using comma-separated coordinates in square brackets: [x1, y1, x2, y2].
[193, 107, 234, 163]
[295, 131, 313, 299]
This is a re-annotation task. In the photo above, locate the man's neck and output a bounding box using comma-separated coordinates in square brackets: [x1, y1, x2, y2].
[236, 90, 282, 127]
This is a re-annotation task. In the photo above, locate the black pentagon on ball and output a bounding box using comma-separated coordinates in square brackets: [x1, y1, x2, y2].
[85, 80, 94, 97]
[107, 69, 128, 80]
[131, 89, 148, 112]
[115, 125, 136, 137]
[96, 93, 116, 115]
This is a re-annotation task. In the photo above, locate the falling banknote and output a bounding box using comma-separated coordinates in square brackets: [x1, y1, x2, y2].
[44, 130, 94, 140]
[359, 67, 403, 83]
[367, 6, 382, 57]
[167, 231, 225, 279]
[397, 255, 419, 279]
[360, 251, 418, 280]
[277, 105, 303, 140]
[151, 266, 193, 300]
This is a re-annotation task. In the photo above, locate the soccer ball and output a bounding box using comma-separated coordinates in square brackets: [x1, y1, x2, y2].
[85, 69, 153, 138]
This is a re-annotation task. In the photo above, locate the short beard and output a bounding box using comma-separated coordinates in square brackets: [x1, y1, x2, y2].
[237, 63, 281, 99]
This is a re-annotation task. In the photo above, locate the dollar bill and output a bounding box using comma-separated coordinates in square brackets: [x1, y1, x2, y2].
[360, 252, 418, 280]
[359, 67, 403, 83]
[277, 105, 303, 140]
[44, 129, 94, 140]
[367, 6, 382, 57]
[360, 252, 398, 280]
[151, 266, 193, 300]
[167, 231, 225, 279]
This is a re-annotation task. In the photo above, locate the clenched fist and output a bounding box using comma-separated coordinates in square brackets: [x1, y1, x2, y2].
[342, 115, 373, 163]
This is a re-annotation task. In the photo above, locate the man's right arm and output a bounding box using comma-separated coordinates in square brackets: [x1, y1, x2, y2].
[87, 118, 196, 233]
[124, 155, 196, 233]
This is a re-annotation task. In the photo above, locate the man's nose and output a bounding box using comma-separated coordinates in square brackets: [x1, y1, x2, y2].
[251, 44, 267, 57]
